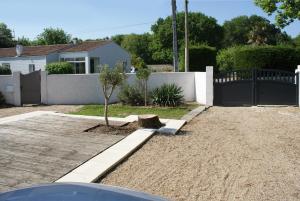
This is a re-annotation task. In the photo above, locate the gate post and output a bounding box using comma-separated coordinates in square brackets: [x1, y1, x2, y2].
[206, 66, 214, 106]
[12, 71, 21, 106]
[297, 65, 300, 107]
[41, 71, 48, 105]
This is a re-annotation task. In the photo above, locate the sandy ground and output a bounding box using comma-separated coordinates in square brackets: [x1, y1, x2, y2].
[0, 105, 81, 118]
[101, 107, 300, 201]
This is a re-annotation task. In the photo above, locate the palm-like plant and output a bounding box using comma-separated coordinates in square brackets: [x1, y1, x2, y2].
[152, 84, 184, 107]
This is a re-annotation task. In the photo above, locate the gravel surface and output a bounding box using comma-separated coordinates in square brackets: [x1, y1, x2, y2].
[101, 106, 300, 201]
[0, 105, 81, 118]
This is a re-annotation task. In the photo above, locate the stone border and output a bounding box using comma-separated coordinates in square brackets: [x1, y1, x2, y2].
[181, 105, 207, 122]
[55, 128, 156, 183]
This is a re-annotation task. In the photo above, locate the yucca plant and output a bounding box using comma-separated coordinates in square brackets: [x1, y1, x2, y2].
[152, 84, 184, 107]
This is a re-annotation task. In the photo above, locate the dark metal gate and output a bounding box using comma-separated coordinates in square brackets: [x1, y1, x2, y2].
[20, 70, 41, 105]
[214, 69, 299, 106]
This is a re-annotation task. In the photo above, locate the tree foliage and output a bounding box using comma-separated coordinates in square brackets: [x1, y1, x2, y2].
[294, 34, 300, 47]
[150, 12, 223, 64]
[36, 28, 72, 45]
[131, 55, 147, 69]
[223, 15, 291, 47]
[0, 23, 14, 48]
[99, 64, 126, 126]
[17, 36, 32, 46]
[254, 0, 300, 28]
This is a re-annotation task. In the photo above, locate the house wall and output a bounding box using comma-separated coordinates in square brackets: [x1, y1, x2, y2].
[0, 56, 47, 74]
[0, 75, 14, 104]
[43, 72, 199, 105]
[89, 42, 131, 72]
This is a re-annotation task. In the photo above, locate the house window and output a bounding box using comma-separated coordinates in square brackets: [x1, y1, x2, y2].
[60, 57, 86, 74]
[2, 63, 10, 69]
[90, 57, 100, 73]
[29, 64, 35, 73]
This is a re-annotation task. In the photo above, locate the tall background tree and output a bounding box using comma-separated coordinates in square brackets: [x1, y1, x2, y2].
[120, 34, 153, 64]
[294, 34, 300, 47]
[36, 28, 71, 45]
[150, 12, 223, 64]
[222, 15, 291, 47]
[254, 0, 300, 28]
[0, 23, 14, 48]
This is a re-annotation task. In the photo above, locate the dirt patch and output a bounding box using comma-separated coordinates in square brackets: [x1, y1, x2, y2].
[101, 106, 300, 201]
[87, 122, 139, 136]
[0, 105, 81, 118]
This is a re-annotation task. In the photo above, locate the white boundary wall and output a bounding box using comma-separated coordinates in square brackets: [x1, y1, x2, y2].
[43, 72, 202, 105]
[0, 70, 214, 106]
[0, 75, 14, 104]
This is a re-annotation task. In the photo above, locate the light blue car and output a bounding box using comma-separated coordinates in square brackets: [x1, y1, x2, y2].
[0, 183, 169, 201]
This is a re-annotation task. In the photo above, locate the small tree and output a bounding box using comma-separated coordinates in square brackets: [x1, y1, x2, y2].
[136, 68, 151, 106]
[99, 64, 126, 126]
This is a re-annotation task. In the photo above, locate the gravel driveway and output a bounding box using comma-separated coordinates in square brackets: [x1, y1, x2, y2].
[0, 105, 81, 118]
[101, 106, 300, 201]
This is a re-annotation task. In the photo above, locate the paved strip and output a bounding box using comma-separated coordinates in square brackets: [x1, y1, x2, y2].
[56, 129, 156, 183]
[0, 112, 124, 192]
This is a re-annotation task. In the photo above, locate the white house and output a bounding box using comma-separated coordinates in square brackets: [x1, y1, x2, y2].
[0, 41, 131, 74]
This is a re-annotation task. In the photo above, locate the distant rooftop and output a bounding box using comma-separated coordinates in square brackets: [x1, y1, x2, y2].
[0, 41, 112, 58]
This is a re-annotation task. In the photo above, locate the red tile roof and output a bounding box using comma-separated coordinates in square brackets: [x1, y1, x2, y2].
[0, 41, 112, 58]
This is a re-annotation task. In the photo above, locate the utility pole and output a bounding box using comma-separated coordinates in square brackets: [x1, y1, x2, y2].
[171, 0, 179, 72]
[184, 0, 189, 72]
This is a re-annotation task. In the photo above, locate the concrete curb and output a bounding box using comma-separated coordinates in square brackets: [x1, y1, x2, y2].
[181, 106, 207, 122]
[55, 128, 156, 183]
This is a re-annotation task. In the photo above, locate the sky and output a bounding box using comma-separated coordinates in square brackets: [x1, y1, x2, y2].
[1, 0, 299, 40]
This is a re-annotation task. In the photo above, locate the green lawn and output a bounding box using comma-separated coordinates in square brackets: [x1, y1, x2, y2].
[70, 103, 199, 119]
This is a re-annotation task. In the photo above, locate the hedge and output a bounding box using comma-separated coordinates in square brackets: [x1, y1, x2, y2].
[180, 45, 217, 72]
[217, 46, 300, 72]
[0, 66, 12, 75]
[46, 62, 74, 74]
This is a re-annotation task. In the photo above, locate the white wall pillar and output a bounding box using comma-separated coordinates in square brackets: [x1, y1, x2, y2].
[206, 66, 214, 106]
[297, 65, 300, 107]
[85, 56, 90, 74]
[12, 71, 21, 106]
[41, 71, 48, 104]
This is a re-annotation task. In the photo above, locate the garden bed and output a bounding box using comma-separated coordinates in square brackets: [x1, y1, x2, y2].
[86, 121, 139, 136]
[70, 103, 198, 119]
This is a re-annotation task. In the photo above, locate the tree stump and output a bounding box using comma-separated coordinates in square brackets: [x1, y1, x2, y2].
[138, 115, 164, 129]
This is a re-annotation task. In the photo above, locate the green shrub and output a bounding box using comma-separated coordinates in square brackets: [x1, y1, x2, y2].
[0, 91, 5, 105]
[118, 84, 145, 106]
[180, 45, 217, 72]
[152, 83, 184, 107]
[217, 46, 244, 72]
[217, 46, 300, 72]
[0, 66, 12, 75]
[46, 62, 73, 74]
[234, 46, 300, 71]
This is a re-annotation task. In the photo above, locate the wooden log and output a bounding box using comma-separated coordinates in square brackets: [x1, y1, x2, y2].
[138, 115, 164, 129]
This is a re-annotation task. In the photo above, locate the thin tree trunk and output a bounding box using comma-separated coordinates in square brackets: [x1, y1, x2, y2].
[104, 97, 109, 126]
